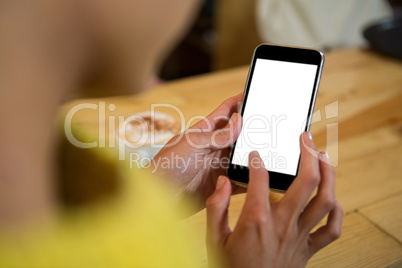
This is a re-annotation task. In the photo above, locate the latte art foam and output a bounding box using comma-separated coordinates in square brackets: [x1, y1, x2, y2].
[120, 111, 180, 146]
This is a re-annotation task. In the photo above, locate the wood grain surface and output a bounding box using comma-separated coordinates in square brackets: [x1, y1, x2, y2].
[60, 48, 402, 267]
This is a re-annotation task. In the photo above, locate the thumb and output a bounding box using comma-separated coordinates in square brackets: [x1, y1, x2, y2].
[206, 176, 232, 248]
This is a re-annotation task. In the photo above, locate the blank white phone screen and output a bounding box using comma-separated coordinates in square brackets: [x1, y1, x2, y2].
[232, 59, 318, 176]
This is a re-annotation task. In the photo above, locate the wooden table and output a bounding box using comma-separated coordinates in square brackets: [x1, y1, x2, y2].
[60, 48, 402, 267]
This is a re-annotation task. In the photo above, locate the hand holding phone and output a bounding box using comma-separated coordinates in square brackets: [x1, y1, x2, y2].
[228, 44, 324, 192]
[206, 133, 343, 268]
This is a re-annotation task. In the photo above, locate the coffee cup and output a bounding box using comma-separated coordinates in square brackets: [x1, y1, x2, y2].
[118, 111, 181, 164]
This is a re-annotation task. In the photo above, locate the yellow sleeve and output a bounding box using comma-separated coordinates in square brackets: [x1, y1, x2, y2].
[0, 131, 202, 267]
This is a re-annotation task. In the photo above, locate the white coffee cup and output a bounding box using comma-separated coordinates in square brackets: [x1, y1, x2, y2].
[118, 111, 181, 164]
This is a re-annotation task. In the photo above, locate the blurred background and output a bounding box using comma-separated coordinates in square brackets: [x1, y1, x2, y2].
[158, 0, 400, 81]
[159, 0, 261, 80]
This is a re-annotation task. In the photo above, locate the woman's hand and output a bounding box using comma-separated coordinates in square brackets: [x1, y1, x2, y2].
[148, 93, 246, 212]
[206, 132, 343, 268]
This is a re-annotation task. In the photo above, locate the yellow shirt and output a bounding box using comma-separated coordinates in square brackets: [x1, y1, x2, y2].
[0, 133, 200, 267]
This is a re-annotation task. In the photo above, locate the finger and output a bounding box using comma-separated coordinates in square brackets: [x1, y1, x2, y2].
[192, 92, 243, 131]
[187, 112, 242, 151]
[206, 176, 233, 247]
[299, 152, 336, 233]
[209, 113, 242, 150]
[281, 132, 320, 214]
[243, 151, 270, 210]
[308, 201, 343, 255]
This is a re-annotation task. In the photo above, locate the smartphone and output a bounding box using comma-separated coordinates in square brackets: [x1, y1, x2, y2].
[227, 44, 324, 192]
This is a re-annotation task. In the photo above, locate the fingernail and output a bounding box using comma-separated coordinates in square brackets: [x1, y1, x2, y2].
[307, 131, 313, 140]
[230, 113, 239, 125]
[303, 131, 313, 142]
[250, 151, 264, 168]
[216, 176, 226, 190]
[250, 150, 260, 159]
[321, 151, 332, 165]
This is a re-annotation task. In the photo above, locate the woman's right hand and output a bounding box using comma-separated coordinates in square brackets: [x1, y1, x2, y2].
[206, 132, 343, 268]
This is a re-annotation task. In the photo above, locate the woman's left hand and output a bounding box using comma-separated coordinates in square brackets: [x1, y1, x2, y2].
[149, 93, 246, 212]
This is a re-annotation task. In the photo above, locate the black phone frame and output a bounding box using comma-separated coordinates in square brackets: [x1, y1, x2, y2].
[227, 44, 324, 192]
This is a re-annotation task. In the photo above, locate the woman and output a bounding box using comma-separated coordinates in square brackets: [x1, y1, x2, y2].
[0, 0, 342, 266]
